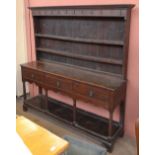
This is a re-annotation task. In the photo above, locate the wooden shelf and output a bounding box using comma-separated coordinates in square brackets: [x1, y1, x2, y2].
[35, 33, 124, 46]
[37, 47, 123, 65]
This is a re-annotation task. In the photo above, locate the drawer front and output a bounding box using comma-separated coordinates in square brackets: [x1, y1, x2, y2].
[22, 67, 44, 82]
[73, 82, 110, 102]
[22, 67, 72, 92]
[45, 74, 72, 92]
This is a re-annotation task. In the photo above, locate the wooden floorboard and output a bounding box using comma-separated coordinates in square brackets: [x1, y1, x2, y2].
[16, 97, 137, 155]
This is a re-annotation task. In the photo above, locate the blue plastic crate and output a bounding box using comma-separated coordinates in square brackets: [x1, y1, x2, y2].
[63, 135, 107, 155]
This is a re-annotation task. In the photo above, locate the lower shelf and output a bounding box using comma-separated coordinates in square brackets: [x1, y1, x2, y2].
[24, 95, 122, 152]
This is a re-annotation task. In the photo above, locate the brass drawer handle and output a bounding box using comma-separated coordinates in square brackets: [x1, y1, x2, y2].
[31, 74, 34, 78]
[89, 90, 94, 97]
[56, 81, 60, 87]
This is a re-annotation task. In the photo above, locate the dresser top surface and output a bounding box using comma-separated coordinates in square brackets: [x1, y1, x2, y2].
[21, 61, 125, 90]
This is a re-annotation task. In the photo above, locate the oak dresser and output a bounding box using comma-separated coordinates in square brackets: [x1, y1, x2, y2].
[21, 4, 134, 151]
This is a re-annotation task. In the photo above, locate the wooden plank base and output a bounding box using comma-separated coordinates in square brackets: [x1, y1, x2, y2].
[23, 95, 123, 152]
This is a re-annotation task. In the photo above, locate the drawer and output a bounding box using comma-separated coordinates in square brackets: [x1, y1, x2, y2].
[22, 67, 44, 82]
[73, 82, 109, 102]
[45, 74, 72, 92]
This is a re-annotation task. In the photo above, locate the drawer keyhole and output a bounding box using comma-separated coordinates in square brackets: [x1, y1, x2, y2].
[89, 90, 94, 97]
[56, 81, 60, 87]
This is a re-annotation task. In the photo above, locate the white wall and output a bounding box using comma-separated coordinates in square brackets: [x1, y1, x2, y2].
[16, 0, 28, 96]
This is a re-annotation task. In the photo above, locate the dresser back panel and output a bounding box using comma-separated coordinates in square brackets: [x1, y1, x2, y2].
[37, 51, 122, 74]
[34, 17, 125, 40]
[36, 38, 123, 60]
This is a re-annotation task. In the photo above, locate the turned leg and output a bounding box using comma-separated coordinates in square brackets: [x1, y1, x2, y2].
[39, 86, 42, 94]
[23, 81, 26, 100]
[23, 81, 28, 111]
[38, 86, 43, 108]
[44, 89, 48, 110]
[73, 98, 76, 125]
[108, 111, 113, 137]
[120, 100, 125, 137]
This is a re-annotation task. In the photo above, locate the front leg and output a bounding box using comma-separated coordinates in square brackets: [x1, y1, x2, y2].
[44, 89, 48, 110]
[108, 111, 113, 137]
[23, 81, 28, 111]
[73, 98, 76, 125]
[120, 100, 125, 137]
[38, 86, 42, 94]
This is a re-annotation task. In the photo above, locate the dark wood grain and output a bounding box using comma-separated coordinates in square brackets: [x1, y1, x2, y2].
[21, 61, 125, 90]
[36, 47, 123, 65]
[35, 33, 124, 46]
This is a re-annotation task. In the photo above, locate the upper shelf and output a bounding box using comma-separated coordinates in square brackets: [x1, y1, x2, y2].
[35, 33, 124, 46]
